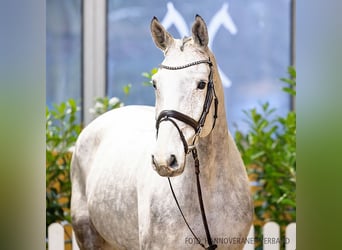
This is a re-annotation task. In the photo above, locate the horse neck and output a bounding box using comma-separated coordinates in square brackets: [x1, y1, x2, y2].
[196, 59, 230, 180]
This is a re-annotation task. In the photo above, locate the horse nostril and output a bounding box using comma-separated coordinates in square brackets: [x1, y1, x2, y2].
[168, 154, 178, 168]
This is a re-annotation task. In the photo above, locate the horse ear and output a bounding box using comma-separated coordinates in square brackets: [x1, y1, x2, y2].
[191, 14, 209, 47]
[150, 16, 173, 51]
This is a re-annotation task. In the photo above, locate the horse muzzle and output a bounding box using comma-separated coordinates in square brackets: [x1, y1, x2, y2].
[151, 153, 184, 177]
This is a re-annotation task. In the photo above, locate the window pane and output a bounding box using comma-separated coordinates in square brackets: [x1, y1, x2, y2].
[46, 0, 82, 108]
[107, 0, 290, 132]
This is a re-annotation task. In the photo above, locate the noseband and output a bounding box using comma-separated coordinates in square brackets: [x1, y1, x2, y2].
[155, 58, 218, 154]
[155, 58, 218, 250]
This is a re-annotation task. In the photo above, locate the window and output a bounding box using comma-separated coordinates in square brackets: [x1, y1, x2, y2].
[46, 0, 82, 109]
[107, 0, 292, 132]
[47, 0, 293, 131]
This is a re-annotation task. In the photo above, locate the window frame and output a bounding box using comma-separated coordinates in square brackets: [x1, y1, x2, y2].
[82, 0, 107, 124]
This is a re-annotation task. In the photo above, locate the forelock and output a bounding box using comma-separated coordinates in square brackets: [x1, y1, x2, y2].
[180, 36, 192, 51]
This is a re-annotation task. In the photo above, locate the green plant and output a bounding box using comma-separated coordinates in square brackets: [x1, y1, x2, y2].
[89, 96, 124, 117]
[234, 67, 296, 249]
[123, 83, 132, 96]
[46, 99, 81, 228]
[90, 84, 131, 118]
[142, 68, 158, 86]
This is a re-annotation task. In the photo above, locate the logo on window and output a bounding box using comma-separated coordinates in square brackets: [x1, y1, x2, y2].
[161, 2, 237, 88]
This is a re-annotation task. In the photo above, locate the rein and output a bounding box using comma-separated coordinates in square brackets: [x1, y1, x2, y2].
[155, 59, 218, 250]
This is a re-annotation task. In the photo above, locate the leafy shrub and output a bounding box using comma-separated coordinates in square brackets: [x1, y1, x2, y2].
[234, 67, 296, 249]
[89, 96, 124, 118]
[46, 99, 81, 227]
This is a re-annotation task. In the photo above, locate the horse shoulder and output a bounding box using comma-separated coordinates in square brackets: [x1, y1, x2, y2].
[73, 106, 155, 170]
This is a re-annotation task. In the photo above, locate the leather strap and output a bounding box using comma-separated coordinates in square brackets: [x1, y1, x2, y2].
[156, 115, 189, 154]
[192, 148, 217, 250]
[156, 110, 198, 132]
[167, 148, 217, 250]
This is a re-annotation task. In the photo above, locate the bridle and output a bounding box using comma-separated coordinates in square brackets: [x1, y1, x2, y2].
[155, 58, 218, 250]
[156, 58, 218, 153]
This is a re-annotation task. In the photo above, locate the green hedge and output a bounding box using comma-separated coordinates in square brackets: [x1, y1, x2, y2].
[235, 67, 296, 249]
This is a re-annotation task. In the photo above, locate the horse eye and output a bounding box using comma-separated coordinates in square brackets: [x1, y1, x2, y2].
[197, 81, 206, 90]
[152, 80, 157, 89]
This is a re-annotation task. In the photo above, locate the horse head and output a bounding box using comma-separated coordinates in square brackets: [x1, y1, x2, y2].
[150, 15, 218, 177]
